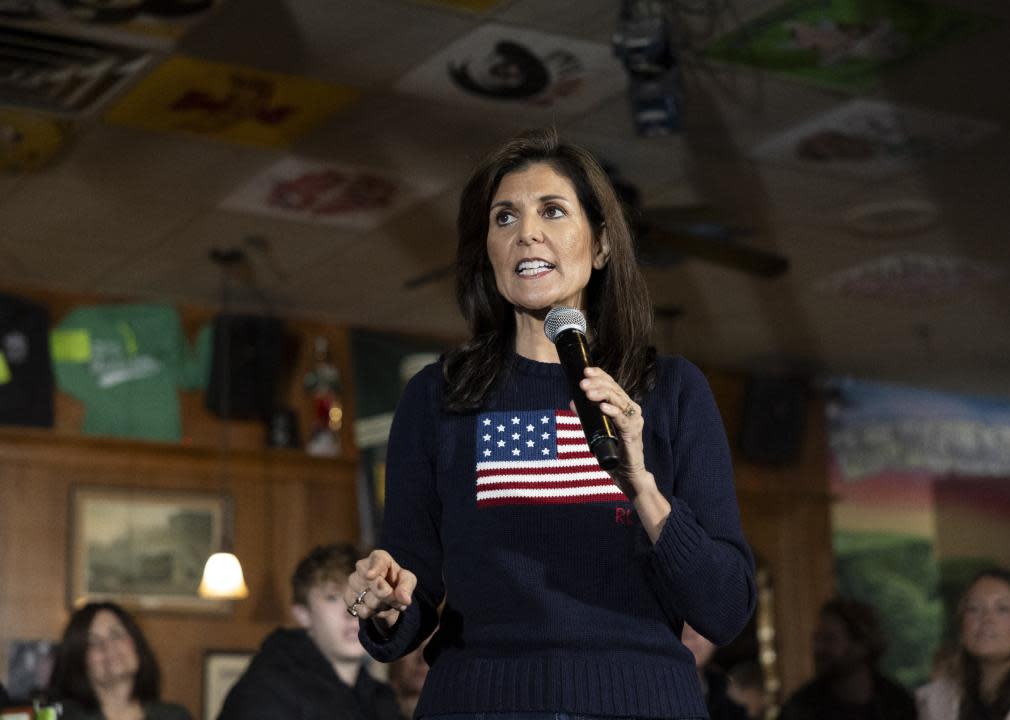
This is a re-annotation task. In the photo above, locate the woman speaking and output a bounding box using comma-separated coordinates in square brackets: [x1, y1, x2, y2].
[344, 128, 756, 720]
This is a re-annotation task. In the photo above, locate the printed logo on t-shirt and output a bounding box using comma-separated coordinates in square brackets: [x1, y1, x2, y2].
[474, 409, 626, 507]
[2, 331, 28, 364]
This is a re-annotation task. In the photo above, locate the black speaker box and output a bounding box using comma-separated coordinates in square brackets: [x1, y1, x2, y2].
[205, 314, 284, 420]
[739, 376, 807, 464]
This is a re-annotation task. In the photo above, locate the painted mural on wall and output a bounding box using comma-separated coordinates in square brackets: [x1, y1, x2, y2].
[705, 0, 984, 92]
[829, 378, 1010, 481]
[827, 378, 1010, 687]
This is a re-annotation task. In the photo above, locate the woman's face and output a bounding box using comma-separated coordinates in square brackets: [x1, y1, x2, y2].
[961, 576, 1010, 663]
[85, 610, 140, 690]
[486, 162, 608, 317]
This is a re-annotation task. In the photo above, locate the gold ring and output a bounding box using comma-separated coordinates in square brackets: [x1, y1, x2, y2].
[622, 404, 636, 417]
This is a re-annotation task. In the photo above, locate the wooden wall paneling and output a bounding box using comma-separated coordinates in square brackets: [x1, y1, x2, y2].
[707, 369, 835, 702]
[264, 470, 309, 621]
[737, 481, 834, 699]
[0, 433, 357, 716]
[304, 477, 360, 550]
[247, 478, 290, 625]
[0, 458, 72, 675]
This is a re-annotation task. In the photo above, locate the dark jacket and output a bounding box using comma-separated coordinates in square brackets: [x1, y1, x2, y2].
[217, 628, 401, 720]
[0, 681, 9, 708]
[778, 673, 917, 720]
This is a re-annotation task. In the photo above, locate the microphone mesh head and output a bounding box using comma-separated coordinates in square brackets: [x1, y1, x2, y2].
[544, 306, 587, 343]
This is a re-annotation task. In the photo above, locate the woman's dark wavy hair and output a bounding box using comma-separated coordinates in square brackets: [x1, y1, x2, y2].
[955, 567, 1010, 720]
[444, 127, 655, 411]
[49, 602, 162, 711]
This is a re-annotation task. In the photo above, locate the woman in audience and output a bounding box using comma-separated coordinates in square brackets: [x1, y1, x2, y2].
[918, 567, 1010, 720]
[49, 602, 191, 720]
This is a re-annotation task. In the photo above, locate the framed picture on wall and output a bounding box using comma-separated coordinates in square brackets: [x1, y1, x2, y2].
[202, 650, 253, 720]
[5, 638, 57, 702]
[68, 486, 231, 613]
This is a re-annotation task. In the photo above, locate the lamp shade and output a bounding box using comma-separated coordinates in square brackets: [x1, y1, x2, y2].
[198, 552, 249, 599]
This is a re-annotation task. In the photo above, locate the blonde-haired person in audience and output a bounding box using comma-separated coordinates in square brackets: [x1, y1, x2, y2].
[918, 567, 1010, 720]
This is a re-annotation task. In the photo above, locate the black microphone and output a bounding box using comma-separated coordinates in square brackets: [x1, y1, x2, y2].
[543, 306, 621, 471]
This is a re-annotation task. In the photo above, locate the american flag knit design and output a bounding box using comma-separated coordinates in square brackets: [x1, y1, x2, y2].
[362, 355, 757, 720]
[474, 408, 627, 507]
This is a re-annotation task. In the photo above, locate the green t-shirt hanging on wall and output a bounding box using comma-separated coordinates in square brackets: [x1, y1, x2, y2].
[51, 303, 207, 442]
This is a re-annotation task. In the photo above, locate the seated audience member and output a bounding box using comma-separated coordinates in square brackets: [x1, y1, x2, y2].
[917, 567, 1010, 720]
[681, 623, 748, 720]
[49, 602, 191, 720]
[778, 597, 916, 720]
[218, 543, 400, 720]
[727, 660, 768, 720]
[387, 640, 430, 720]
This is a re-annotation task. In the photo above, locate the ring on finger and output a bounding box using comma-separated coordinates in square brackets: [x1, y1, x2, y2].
[346, 587, 369, 617]
[622, 402, 636, 417]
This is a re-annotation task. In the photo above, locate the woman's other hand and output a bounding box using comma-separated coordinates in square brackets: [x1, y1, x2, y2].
[344, 549, 416, 631]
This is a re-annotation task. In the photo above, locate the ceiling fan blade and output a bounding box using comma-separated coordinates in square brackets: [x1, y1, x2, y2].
[403, 263, 455, 290]
[640, 226, 789, 277]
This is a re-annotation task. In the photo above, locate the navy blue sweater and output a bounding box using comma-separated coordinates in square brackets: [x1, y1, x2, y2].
[361, 353, 756, 719]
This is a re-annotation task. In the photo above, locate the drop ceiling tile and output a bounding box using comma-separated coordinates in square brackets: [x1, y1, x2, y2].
[94, 208, 360, 302]
[185, 0, 482, 88]
[56, 123, 285, 207]
[0, 173, 192, 253]
[0, 234, 131, 291]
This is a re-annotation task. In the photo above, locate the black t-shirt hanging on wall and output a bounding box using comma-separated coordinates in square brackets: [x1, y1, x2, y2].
[0, 292, 54, 427]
